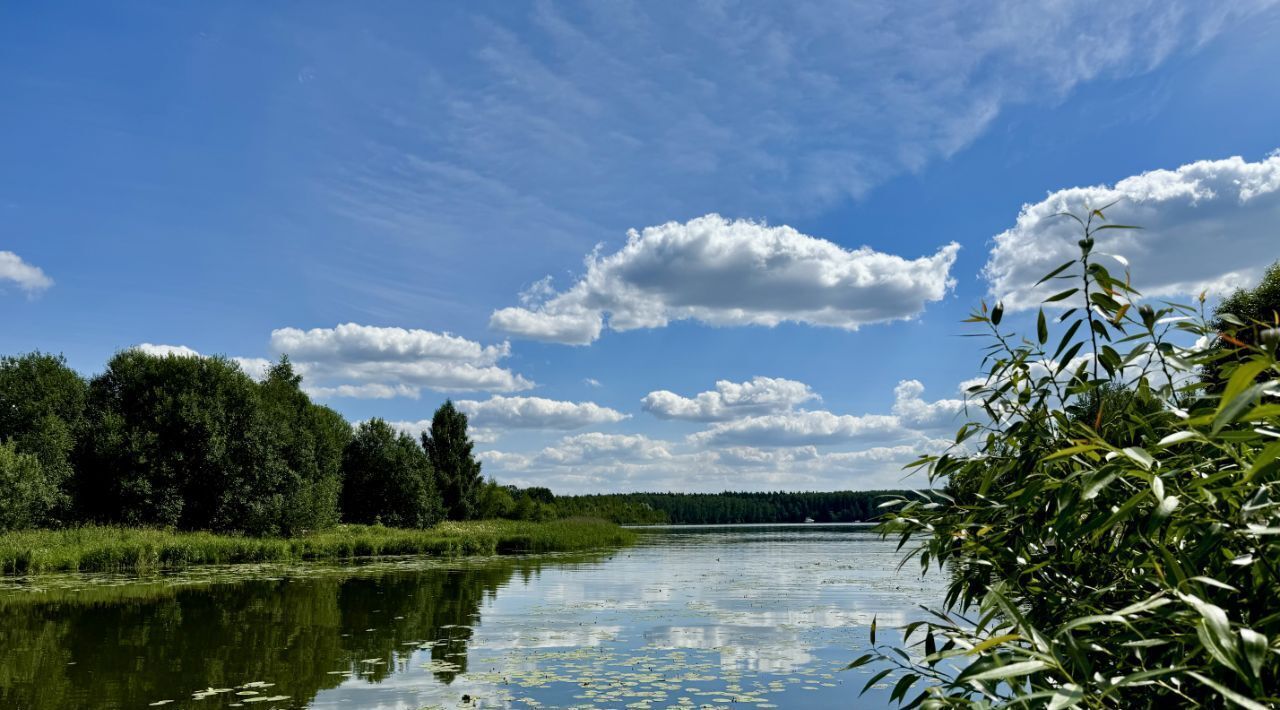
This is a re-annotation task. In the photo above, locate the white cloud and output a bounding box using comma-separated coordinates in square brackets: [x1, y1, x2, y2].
[689, 410, 905, 447]
[269, 323, 532, 394]
[642, 376, 819, 422]
[536, 432, 674, 466]
[583, 377, 602, 388]
[0, 251, 53, 295]
[388, 419, 500, 444]
[457, 395, 629, 430]
[307, 383, 420, 399]
[986, 152, 1280, 311]
[491, 215, 959, 344]
[891, 379, 965, 427]
[135, 343, 203, 358]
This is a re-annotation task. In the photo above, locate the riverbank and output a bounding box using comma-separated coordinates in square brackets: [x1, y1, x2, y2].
[0, 518, 635, 575]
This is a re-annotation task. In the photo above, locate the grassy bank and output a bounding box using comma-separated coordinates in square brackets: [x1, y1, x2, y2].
[0, 518, 635, 575]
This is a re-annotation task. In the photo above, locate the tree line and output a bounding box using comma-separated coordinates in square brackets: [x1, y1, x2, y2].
[0, 349, 547, 535]
[554, 490, 908, 524]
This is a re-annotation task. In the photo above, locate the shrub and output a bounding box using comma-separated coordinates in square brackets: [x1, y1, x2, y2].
[0, 442, 60, 531]
[863, 210, 1280, 707]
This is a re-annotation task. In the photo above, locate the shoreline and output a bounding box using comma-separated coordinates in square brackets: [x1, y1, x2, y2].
[0, 518, 635, 576]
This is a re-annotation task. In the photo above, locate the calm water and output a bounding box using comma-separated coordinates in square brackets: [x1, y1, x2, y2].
[0, 525, 942, 709]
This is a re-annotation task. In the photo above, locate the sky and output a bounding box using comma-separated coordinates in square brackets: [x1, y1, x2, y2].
[4, 1, 1280, 494]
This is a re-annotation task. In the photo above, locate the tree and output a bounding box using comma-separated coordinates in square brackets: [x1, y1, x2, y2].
[1203, 258, 1280, 388]
[0, 441, 60, 531]
[341, 419, 442, 528]
[259, 357, 351, 534]
[77, 349, 292, 534]
[476, 479, 516, 519]
[421, 401, 482, 521]
[0, 352, 87, 526]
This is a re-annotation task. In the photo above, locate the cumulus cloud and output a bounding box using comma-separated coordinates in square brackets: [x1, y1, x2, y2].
[135, 343, 203, 358]
[457, 395, 629, 430]
[891, 380, 965, 427]
[689, 410, 904, 447]
[0, 251, 53, 295]
[269, 323, 532, 394]
[388, 419, 499, 443]
[986, 152, 1280, 311]
[491, 215, 959, 344]
[642, 376, 819, 422]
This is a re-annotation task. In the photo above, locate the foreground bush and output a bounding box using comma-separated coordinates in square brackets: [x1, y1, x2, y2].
[0, 518, 634, 575]
[864, 211, 1280, 707]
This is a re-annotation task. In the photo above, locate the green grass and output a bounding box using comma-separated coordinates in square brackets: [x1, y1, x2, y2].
[0, 518, 635, 575]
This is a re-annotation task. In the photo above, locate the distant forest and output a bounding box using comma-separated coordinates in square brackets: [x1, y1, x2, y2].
[554, 490, 909, 525]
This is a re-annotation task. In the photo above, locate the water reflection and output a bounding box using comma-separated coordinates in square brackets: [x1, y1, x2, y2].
[0, 526, 942, 709]
[0, 558, 572, 708]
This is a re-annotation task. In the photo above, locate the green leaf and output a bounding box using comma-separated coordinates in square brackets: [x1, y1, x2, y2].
[860, 668, 894, 696]
[1212, 383, 1267, 435]
[1047, 684, 1084, 709]
[1121, 447, 1155, 470]
[1044, 288, 1079, 303]
[1035, 260, 1077, 286]
[991, 302, 1004, 326]
[842, 653, 874, 671]
[966, 633, 1022, 655]
[1240, 628, 1268, 681]
[963, 660, 1050, 682]
[1188, 671, 1270, 710]
[870, 614, 877, 645]
[1037, 310, 1049, 345]
[1217, 359, 1271, 416]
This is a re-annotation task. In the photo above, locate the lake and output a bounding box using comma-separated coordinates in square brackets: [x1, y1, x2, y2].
[0, 524, 943, 708]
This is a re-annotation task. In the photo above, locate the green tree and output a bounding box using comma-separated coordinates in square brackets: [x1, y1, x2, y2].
[77, 349, 291, 534]
[1203, 259, 1280, 389]
[421, 401, 482, 521]
[476, 478, 516, 519]
[258, 357, 351, 534]
[0, 441, 61, 531]
[0, 352, 87, 525]
[341, 419, 442, 528]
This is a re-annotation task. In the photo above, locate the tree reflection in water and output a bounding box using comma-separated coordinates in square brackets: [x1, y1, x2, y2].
[0, 556, 584, 708]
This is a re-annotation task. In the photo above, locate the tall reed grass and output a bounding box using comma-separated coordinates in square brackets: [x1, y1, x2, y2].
[0, 518, 634, 575]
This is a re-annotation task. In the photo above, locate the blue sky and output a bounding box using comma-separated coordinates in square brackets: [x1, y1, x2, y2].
[4, 1, 1280, 492]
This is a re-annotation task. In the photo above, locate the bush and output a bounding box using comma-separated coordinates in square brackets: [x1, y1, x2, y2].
[864, 210, 1280, 707]
[0, 352, 87, 525]
[0, 442, 60, 531]
[341, 419, 443, 528]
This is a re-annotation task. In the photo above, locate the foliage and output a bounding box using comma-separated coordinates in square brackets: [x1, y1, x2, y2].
[77, 349, 295, 535]
[0, 442, 61, 532]
[422, 400, 484, 521]
[258, 357, 351, 534]
[556, 490, 907, 525]
[1203, 259, 1280, 389]
[341, 419, 443, 529]
[865, 210, 1280, 707]
[0, 519, 634, 574]
[0, 352, 87, 525]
